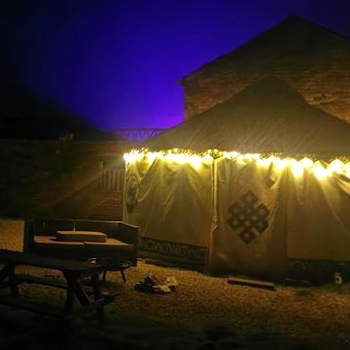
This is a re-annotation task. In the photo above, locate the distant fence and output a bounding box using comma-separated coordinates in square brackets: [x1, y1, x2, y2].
[98, 167, 124, 192]
[113, 128, 167, 142]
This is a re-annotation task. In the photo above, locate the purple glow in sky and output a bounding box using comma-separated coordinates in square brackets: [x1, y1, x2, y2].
[3, 0, 350, 131]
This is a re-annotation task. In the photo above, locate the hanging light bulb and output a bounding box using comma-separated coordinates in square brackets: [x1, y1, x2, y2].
[329, 159, 344, 174]
[300, 157, 313, 168]
[291, 159, 304, 178]
[313, 164, 328, 179]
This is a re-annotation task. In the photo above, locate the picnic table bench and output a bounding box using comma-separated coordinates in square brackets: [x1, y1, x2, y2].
[0, 249, 107, 326]
[23, 218, 139, 283]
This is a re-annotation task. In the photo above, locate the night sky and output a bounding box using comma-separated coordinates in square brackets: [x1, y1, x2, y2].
[3, 0, 350, 133]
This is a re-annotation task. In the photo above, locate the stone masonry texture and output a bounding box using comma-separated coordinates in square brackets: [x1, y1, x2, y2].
[180, 17, 350, 124]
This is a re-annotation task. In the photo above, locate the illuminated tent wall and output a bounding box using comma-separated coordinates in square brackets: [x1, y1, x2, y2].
[123, 77, 350, 280]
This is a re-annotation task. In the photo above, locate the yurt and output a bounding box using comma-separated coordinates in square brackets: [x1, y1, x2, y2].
[123, 76, 350, 281]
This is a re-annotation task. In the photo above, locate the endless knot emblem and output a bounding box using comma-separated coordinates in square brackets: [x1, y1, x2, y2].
[227, 190, 270, 244]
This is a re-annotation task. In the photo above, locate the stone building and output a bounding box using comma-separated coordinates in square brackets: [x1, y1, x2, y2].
[179, 16, 350, 124]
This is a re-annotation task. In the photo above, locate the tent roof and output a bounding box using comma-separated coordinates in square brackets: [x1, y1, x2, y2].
[144, 76, 350, 156]
[179, 16, 350, 85]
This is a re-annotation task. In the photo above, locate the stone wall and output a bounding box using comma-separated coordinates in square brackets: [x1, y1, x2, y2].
[181, 18, 350, 124]
[182, 50, 350, 123]
[0, 139, 128, 220]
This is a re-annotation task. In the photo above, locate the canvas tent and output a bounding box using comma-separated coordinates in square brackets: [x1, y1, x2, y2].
[123, 76, 350, 280]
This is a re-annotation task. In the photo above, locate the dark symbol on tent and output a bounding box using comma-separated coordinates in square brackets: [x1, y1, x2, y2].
[228, 191, 270, 244]
[125, 174, 139, 213]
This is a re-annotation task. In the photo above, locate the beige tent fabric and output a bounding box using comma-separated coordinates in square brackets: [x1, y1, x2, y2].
[209, 158, 288, 278]
[123, 155, 350, 277]
[123, 159, 213, 248]
[286, 165, 350, 261]
[210, 158, 350, 275]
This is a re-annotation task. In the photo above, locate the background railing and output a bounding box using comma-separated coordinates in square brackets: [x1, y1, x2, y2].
[98, 167, 124, 192]
[113, 127, 167, 142]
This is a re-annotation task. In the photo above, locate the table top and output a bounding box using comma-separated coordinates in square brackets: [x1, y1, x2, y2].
[0, 249, 103, 273]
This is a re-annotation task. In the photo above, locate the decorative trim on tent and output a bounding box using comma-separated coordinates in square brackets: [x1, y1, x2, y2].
[228, 190, 270, 244]
[139, 237, 207, 262]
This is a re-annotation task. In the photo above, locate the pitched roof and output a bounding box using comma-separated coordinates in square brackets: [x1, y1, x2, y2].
[180, 16, 350, 85]
[145, 76, 350, 156]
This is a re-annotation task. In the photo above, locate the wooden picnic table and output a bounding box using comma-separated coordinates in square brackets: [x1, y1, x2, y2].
[0, 249, 106, 325]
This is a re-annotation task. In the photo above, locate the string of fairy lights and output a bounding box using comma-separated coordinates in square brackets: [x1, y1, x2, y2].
[123, 148, 350, 180]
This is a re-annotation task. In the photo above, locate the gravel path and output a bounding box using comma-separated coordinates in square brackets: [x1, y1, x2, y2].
[0, 218, 350, 349]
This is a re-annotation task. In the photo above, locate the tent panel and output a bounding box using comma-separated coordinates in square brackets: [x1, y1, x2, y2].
[210, 158, 288, 279]
[123, 159, 213, 249]
[287, 166, 350, 261]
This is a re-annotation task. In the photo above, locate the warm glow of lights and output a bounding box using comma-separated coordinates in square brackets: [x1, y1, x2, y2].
[257, 158, 271, 167]
[267, 156, 278, 165]
[146, 152, 157, 163]
[123, 149, 350, 180]
[312, 164, 329, 179]
[223, 151, 238, 159]
[236, 155, 245, 163]
[344, 163, 350, 179]
[258, 156, 277, 167]
[291, 159, 304, 177]
[190, 155, 202, 169]
[300, 157, 313, 168]
[245, 153, 260, 160]
[329, 159, 343, 174]
[123, 150, 143, 163]
[202, 154, 214, 162]
[275, 157, 290, 169]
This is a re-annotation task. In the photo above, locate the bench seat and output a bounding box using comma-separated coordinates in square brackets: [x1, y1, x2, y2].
[34, 236, 133, 253]
[34, 236, 85, 248]
[56, 230, 107, 242]
[23, 218, 139, 282]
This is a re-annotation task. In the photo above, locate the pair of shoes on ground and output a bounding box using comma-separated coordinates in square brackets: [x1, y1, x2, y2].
[135, 274, 178, 294]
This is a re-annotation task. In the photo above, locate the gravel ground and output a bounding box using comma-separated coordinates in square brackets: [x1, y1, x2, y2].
[0, 218, 350, 349]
